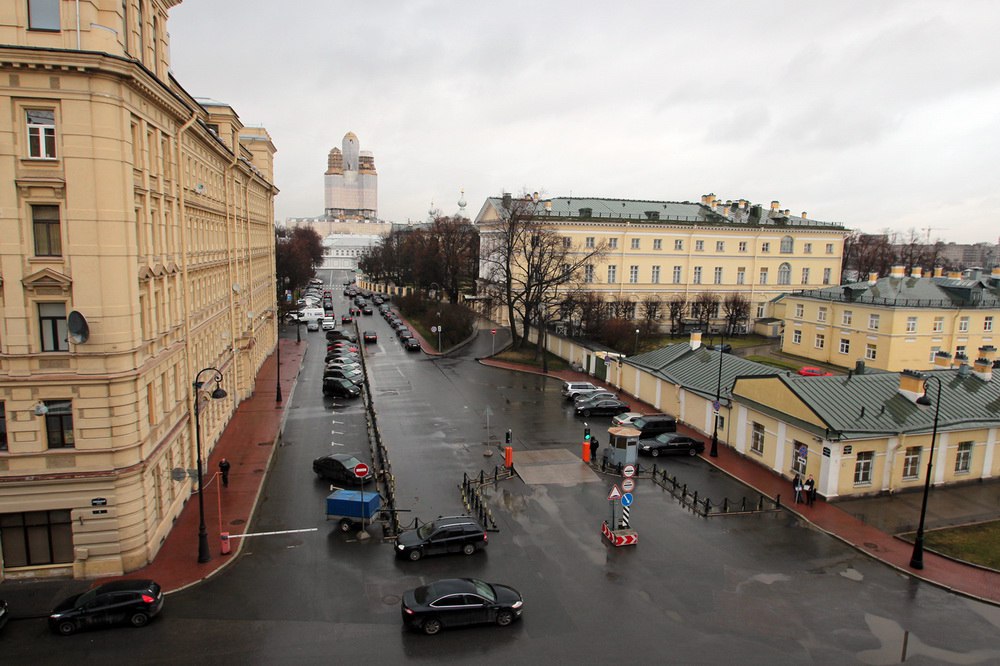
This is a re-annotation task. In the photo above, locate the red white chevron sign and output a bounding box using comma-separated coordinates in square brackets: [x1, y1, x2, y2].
[601, 521, 638, 547]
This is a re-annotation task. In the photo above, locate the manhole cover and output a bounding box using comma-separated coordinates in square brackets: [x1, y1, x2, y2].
[863, 541, 879, 551]
[230, 518, 246, 526]
[382, 594, 400, 605]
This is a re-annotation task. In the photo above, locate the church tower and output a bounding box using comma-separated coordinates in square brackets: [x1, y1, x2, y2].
[324, 132, 377, 221]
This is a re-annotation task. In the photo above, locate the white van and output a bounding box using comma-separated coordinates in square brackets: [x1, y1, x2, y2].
[300, 307, 324, 322]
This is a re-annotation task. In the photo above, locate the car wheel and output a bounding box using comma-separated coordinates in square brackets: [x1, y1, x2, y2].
[339, 518, 354, 532]
[129, 612, 149, 628]
[651, 449, 660, 457]
[408, 548, 423, 561]
[462, 543, 476, 556]
[57, 620, 76, 636]
[583, 409, 591, 417]
[688, 448, 698, 456]
[496, 610, 514, 627]
[422, 618, 442, 635]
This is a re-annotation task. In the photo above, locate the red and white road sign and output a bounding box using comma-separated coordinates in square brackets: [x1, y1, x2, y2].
[623, 464, 636, 478]
[601, 521, 638, 547]
[491, 329, 497, 335]
[353, 463, 370, 478]
[622, 478, 635, 492]
[607, 485, 622, 501]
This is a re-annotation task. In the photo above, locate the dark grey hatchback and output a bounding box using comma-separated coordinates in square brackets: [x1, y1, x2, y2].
[401, 578, 523, 635]
[49, 579, 163, 635]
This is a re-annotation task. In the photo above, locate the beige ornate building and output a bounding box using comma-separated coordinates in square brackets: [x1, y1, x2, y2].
[475, 193, 849, 329]
[0, 1, 278, 579]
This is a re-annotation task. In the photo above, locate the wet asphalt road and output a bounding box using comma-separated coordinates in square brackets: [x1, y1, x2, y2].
[3, 270, 1000, 664]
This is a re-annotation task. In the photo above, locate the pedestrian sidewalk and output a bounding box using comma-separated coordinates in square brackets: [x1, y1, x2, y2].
[479, 356, 1000, 606]
[109, 338, 306, 593]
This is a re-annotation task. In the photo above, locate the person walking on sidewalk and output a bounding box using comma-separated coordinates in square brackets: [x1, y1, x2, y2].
[792, 473, 803, 504]
[804, 474, 816, 506]
[219, 458, 231, 488]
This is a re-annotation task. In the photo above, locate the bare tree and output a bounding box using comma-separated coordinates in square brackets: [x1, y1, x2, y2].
[431, 214, 478, 303]
[690, 292, 720, 332]
[479, 193, 606, 349]
[844, 230, 894, 281]
[722, 293, 751, 336]
[577, 291, 609, 339]
[607, 299, 633, 319]
[667, 295, 687, 336]
[639, 296, 662, 335]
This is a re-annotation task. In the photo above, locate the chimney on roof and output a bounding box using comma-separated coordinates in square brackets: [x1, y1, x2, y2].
[898, 370, 927, 404]
[502, 193, 512, 209]
[934, 351, 953, 368]
[890, 265, 905, 278]
[868, 272, 878, 284]
[739, 199, 747, 209]
[947, 271, 962, 279]
[922, 268, 932, 278]
[855, 359, 866, 375]
[707, 193, 716, 206]
[783, 209, 790, 216]
[770, 200, 780, 211]
[801, 211, 807, 219]
[711, 200, 718, 211]
[980, 346, 997, 364]
[954, 352, 968, 368]
[721, 205, 730, 216]
[544, 200, 552, 212]
[973, 355, 993, 382]
[690, 331, 703, 351]
[958, 362, 971, 378]
[933, 266, 944, 277]
[991, 267, 1000, 285]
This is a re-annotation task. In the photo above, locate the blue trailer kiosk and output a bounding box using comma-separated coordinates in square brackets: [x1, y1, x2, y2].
[326, 489, 382, 532]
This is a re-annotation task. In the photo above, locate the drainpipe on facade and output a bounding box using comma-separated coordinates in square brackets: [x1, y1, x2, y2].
[175, 108, 200, 467]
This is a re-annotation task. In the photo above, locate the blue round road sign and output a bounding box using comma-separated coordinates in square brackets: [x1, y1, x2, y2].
[621, 492, 634, 507]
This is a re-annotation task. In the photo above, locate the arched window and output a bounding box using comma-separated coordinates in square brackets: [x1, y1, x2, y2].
[780, 235, 794, 253]
[778, 263, 792, 285]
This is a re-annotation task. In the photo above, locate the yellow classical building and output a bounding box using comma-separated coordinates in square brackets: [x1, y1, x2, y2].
[604, 333, 1000, 501]
[475, 194, 849, 329]
[0, 1, 278, 579]
[779, 265, 1000, 372]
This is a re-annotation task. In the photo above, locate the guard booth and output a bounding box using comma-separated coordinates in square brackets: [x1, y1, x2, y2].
[602, 426, 639, 467]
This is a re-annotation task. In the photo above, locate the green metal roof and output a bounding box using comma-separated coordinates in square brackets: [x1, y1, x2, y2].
[771, 368, 1000, 440]
[627, 344, 777, 402]
[793, 275, 1000, 309]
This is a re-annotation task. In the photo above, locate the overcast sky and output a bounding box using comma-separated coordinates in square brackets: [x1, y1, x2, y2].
[168, 0, 1000, 245]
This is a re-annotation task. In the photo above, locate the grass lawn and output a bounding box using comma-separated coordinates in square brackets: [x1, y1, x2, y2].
[907, 521, 1000, 570]
[494, 344, 570, 372]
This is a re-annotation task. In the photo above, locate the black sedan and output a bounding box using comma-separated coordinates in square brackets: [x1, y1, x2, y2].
[363, 330, 378, 343]
[49, 580, 163, 635]
[401, 578, 523, 636]
[322, 377, 361, 398]
[403, 337, 421, 351]
[639, 433, 705, 457]
[574, 398, 630, 417]
[312, 453, 374, 484]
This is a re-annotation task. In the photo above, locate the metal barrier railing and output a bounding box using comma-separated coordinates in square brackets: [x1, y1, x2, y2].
[459, 467, 515, 531]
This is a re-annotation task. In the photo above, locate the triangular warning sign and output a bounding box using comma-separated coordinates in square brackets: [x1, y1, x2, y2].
[607, 485, 623, 501]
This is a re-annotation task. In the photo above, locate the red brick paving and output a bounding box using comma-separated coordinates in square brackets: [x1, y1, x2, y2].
[102, 338, 306, 592]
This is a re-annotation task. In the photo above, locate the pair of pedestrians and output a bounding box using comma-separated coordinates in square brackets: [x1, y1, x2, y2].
[792, 473, 816, 505]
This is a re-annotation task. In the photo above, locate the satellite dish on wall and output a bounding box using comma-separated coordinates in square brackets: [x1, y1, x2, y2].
[68, 310, 90, 344]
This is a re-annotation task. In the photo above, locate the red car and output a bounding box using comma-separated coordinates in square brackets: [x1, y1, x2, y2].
[798, 366, 833, 377]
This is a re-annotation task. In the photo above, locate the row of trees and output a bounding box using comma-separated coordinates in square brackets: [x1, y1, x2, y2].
[358, 216, 479, 304]
[842, 228, 946, 280]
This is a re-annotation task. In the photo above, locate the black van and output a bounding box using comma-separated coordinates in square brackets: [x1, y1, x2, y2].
[630, 414, 677, 437]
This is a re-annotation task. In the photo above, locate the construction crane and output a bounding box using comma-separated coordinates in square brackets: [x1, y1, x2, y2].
[922, 226, 945, 243]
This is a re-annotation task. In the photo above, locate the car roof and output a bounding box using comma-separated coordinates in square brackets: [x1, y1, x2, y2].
[422, 578, 481, 596]
[93, 579, 157, 593]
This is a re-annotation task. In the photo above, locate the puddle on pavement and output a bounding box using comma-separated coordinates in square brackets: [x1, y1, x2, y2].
[857, 613, 1000, 664]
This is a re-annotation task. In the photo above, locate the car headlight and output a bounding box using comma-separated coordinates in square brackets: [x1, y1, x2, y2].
[396, 543, 404, 550]
[511, 600, 523, 609]
[641, 445, 650, 450]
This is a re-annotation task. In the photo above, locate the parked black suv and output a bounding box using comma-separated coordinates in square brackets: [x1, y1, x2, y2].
[49, 579, 163, 635]
[395, 516, 488, 561]
[630, 414, 677, 437]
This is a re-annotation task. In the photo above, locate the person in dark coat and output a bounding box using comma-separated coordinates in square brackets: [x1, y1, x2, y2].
[219, 458, 231, 487]
[804, 474, 816, 506]
[589, 436, 599, 462]
[792, 473, 802, 504]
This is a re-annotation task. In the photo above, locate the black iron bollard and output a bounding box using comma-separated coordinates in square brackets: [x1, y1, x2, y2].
[479, 470, 485, 485]
[722, 497, 729, 513]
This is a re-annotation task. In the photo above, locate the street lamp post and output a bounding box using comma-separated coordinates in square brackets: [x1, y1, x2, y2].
[436, 311, 442, 353]
[710, 331, 724, 458]
[910, 375, 942, 570]
[634, 328, 640, 355]
[192, 368, 227, 563]
[275, 277, 283, 403]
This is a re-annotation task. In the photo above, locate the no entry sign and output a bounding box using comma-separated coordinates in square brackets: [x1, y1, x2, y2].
[354, 463, 370, 478]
